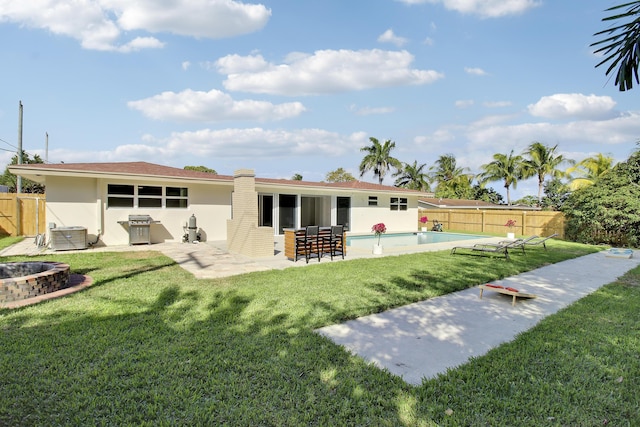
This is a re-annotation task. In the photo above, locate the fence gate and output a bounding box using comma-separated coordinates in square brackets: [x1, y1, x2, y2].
[0, 193, 46, 236]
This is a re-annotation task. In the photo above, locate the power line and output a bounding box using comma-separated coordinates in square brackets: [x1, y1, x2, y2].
[0, 137, 17, 150]
[0, 145, 52, 163]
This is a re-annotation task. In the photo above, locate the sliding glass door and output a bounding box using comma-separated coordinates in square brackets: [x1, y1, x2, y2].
[278, 194, 296, 234]
[337, 197, 350, 231]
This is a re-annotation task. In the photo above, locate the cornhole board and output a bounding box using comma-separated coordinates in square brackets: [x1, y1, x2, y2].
[478, 284, 537, 306]
[605, 248, 633, 259]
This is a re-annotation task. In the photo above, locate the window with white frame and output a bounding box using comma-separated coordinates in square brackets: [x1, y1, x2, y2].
[107, 184, 134, 208]
[138, 185, 162, 208]
[107, 184, 189, 209]
[390, 197, 408, 211]
[166, 187, 189, 208]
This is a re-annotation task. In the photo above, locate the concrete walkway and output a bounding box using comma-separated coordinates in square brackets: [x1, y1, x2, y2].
[317, 250, 640, 385]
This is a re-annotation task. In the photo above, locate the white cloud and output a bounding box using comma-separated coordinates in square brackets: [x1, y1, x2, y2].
[217, 49, 444, 96]
[159, 128, 364, 158]
[483, 101, 512, 108]
[215, 54, 271, 74]
[404, 111, 640, 196]
[395, 0, 540, 18]
[114, 0, 271, 38]
[469, 114, 518, 128]
[116, 37, 165, 53]
[0, 0, 271, 51]
[349, 105, 395, 116]
[415, 129, 455, 145]
[43, 128, 368, 168]
[465, 67, 488, 76]
[422, 37, 435, 46]
[378, 29, 408, 47]
[182, 61, 191, 71]
[127, 89, 306, 122]
[465, 112, 640, 151]
[527, 93, 617, 120]
[455, 99, 474, 108]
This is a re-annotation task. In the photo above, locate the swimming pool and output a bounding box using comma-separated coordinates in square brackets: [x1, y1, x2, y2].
[346, 232, 486, 249]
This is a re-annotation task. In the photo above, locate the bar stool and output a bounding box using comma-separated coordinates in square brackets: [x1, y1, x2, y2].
[303, 226, 321, 263]
[294, 229, 307, 262]
[322, 225, 345, 260]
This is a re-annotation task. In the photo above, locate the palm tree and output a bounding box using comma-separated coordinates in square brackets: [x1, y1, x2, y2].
[479, 150, 525, 206]
[566, 153, 615, 190]
[393, 161, 431, 191]
[522, 142, 569, 204]
[359, 137, 402, 185]
[429, 154, 473, 198]
[592, 1, 640, 91]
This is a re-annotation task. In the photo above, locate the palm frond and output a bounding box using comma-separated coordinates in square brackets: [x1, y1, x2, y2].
[592, 1, 640, 91]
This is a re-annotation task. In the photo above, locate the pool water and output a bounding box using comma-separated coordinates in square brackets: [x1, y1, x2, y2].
[346, 232, 485, 249]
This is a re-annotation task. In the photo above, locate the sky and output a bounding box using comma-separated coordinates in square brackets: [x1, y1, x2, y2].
[0, 0, 638, 201]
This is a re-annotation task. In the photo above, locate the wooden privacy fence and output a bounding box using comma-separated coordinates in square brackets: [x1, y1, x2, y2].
[0, 193, 47, 237]
[418, 208, 565, 238]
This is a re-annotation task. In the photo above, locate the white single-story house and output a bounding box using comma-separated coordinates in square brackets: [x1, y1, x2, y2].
[10, 162, 432, 249]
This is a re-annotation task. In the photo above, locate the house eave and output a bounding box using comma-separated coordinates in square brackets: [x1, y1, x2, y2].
[8, 162, 432, 196]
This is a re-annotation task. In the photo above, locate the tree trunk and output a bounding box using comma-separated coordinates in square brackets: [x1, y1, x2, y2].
[538, 177, 544, 203]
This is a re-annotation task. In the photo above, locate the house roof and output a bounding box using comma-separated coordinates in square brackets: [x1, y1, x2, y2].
[9, 161, 431, 196]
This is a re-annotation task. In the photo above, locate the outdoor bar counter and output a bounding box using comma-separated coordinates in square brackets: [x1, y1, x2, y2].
[283, 227, 347, 260]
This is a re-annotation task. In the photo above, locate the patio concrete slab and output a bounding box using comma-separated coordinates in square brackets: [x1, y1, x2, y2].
[316, 251, 640, 385]
[0, 234, 505, 279]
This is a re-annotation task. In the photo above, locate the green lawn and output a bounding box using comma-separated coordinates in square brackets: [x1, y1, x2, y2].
[1, 239, 638, 426]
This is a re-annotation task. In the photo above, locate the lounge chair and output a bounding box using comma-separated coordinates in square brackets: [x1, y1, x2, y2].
[450, 239, 526, 260]
[474, 235, 539, 255]
[496, 235, 538, 245]
[523, 233, 558, 250]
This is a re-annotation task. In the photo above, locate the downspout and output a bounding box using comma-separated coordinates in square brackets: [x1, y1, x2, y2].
[91, 179, 103, 246]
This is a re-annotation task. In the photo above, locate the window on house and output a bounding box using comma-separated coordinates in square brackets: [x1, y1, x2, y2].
[138, 185, 162, 208]
[107, 185, 189, 209]
[390, 197, 408, 211]
[368, 196, 378, 206]
[166, 187, 189, 208]
[107, 184, 134, 208]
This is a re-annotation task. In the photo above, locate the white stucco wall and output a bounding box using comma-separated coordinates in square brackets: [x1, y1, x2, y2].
[100, 179, 232, 245]
[45, 176, 233, 246]
[46, 176, 99, 237]
[348, 192, 419, 235]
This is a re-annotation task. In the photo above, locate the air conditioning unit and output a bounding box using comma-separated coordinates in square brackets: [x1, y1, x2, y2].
[50, 226, 88, 251]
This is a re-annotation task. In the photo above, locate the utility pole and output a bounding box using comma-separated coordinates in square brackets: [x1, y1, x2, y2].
[17, 101, 23, 194]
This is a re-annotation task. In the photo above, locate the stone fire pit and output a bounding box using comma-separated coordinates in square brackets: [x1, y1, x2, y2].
[0, 261, 70, 304]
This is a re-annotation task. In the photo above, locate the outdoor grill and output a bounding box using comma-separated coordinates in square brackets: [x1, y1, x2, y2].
[118, 215, 159, 245]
